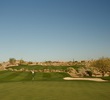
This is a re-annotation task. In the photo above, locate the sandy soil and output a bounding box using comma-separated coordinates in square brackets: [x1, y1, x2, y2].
[63, 77, 107, 82]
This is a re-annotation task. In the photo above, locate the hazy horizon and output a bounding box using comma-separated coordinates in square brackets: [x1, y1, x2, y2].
[0, 0, 110, 62]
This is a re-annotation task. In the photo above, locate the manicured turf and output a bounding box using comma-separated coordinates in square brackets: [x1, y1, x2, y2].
[0, 81, 110, 100]
[0, 71, 110, 100]
[0, 71, 70, 82]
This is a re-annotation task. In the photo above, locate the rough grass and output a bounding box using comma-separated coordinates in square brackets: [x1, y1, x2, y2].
[0, 81, 110, 100]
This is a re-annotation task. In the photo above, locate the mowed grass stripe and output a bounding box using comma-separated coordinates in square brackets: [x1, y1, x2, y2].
[0, 71, 15, 80]
[34, 72, 43, 80]
[0, 72, 70, 81]
[42, 72, 70, 80]
[50, 72, 71, 80]
[0, 71, 8, 74]
[34, 72, 55, 81]
[34, 72, 71, 81]
[0, 71, 22, 82]
[43, 73, 51, 80]
[22, 72, 33, 81]
[10, 72, 28, 81]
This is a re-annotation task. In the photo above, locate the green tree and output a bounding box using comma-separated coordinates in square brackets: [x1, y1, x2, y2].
[9, 58, 16, 65]
[19, 59, 25, 65]
[91, 57, 110, 77]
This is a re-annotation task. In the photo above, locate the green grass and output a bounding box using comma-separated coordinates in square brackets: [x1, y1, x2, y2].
[0, 81, 110, 100]
[0, 71, 70, 82]
[0, 71, 110, 100]
[102, 76, 110, 81]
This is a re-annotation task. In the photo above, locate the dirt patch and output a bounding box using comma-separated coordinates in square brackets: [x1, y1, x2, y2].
[63, 77, 107, 82]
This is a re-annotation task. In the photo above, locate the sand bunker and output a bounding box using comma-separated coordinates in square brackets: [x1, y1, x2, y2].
[63, 77, 107, 82]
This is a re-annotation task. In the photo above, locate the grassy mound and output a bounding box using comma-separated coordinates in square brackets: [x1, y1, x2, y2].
[6, 65, 83, 71]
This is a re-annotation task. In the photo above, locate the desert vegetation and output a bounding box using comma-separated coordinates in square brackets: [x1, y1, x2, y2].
[1, 57, 110, 79]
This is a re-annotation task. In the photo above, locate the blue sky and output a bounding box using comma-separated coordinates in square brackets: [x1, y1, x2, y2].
[0, 0, 110, 62]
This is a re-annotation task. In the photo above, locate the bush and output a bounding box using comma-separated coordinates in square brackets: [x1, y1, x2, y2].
[86, 71, 92, 77]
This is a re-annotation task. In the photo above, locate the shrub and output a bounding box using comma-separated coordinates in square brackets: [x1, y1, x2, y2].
[86, 71, 92, 77]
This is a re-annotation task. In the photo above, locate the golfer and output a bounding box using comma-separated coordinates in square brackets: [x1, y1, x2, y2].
[31, 70, 35, 80]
